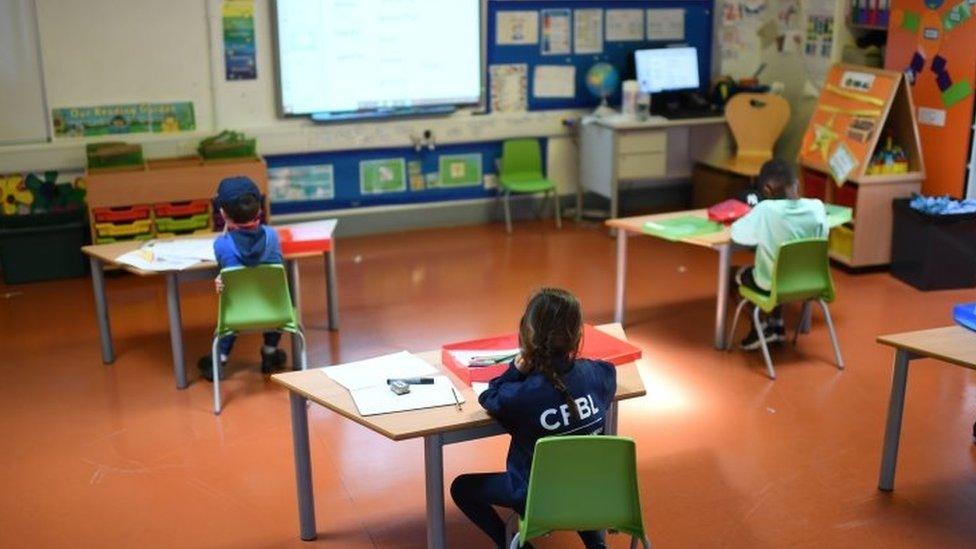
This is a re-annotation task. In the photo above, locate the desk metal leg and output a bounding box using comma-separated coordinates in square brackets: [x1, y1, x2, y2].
[613, 230, 627, 325]
[879, 349, 911, 492]
[165, 273, 187, 389]
[289, 392, 317, 541]
[287, 260, 303, 365]
[424, 434, 446, 549]
[325, 248, 339, 331]
[605, 402, 619, 436]
[89, 257, 115, 364]
[714, 243, 732, 350]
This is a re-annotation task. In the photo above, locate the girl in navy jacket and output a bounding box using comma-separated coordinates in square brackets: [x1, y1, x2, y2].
[451, 288, 616, 549]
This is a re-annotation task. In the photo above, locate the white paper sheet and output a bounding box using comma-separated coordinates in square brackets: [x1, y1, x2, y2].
[540, 9, 571, 55]
[496, 11, 539, 45]
[351, 375, 465, 416]
[323, 351, 438, 391]
[647, 8, 685, 41]
[447, 348, 520, 367]
[281, 219, 337, 240]
[573, 9, 604, 54]
[115, 249, 203, 272]
[144, 238, 216, 262]
[606, 9, 644, 41]
[533, 65, 576, 98]
[472, 382, 490, 398]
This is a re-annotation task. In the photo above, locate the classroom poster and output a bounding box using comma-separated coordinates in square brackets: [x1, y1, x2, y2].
[51, 102, 195, 137]
[533, 65, 576, 98]
[803, 1, 835, 88]
[268, 165, 335, 202]
[222, 0, 257, 80]
[541, 9, 572, 55]
[496, 11, 539, 45]
[647, 8, 685, 41]
[489, 64, 528, 112]
[433, 154, 483, 188]
[360, 158, 407, 195]
[606, 9, 644, 42]
[573, 9, 603, 54]
[718, 0, 763, 78]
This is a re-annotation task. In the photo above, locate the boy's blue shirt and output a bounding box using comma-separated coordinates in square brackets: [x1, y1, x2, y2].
[213, 225, 283, 268]
[478, 358, 617, 508]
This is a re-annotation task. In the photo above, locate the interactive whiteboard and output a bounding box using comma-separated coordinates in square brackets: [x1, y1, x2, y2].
[274, 0, 483, 118]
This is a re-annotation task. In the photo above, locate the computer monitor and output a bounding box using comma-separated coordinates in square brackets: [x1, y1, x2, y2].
[635, 47, 701, 94]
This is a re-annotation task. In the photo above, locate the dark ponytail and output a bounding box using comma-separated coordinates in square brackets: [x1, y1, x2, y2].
[518, 288, 583, 420]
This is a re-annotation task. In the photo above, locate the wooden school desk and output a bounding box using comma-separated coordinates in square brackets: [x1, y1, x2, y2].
[82, 226, 339, 389]
[272, 323, 647, 548]
[607, 209, 734, 350]
[876, 326, 976, 491]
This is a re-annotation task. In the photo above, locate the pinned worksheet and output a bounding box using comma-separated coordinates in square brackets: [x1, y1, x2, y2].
[496, 11, 539, 45]
[533, 65, 576, 98]
[647, 8, 685, 41]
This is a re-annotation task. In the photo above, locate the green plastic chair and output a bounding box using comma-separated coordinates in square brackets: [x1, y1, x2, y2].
[727, 237, 844, 380]
[211, 264, 307, 414]
[509, 436, 650, 549]
[498, 139, 561, 234]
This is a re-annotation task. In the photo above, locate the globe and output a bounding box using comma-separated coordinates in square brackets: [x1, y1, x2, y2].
[585, 62, 620, 116]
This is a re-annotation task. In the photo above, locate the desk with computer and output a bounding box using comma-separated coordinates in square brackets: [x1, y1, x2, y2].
[577, 46, 731, 220]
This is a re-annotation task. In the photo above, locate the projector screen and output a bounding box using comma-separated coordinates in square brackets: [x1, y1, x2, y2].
[274, 0, 483, 117]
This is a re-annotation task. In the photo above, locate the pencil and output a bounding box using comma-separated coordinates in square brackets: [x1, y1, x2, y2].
[452, 387, 463, 412]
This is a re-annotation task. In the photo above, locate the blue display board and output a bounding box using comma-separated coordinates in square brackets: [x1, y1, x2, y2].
[488, 0, 714, 111]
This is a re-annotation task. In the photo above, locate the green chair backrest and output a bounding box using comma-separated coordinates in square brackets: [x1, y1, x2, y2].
[520, 436, 646, 542]
[768, 237, 835, 304]
[216, 264, 298, 336]
[501, 139, 544, 179]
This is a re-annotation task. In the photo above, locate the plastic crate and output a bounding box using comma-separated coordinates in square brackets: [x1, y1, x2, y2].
[829, 225, 854, 261]
[155, 213, 210, 233]
[890, 199, 976, 290]
[92, 205, 151, 223]
[94, 218, 153, 238]
[0, 210, 89, 284]
[834, 183, 859, 210]
[153, 200, 209, 218]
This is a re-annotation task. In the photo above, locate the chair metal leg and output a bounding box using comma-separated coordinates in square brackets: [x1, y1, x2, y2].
[818, 299, 844, 370]
[753, 306, 776, 380]
[553, 190, 562, 229]
[212, 336, 222, 414]
[727, 298, 748, 351]
[503, 190, 513, 234]
[293, 329, 309, 371]
[793, 301, 811, 345]
[509, 533, 520, 549]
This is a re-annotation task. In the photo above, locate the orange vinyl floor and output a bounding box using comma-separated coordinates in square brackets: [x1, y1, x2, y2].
[2, 220, 975, 548]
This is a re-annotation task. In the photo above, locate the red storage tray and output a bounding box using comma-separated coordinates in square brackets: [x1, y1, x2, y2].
[92, 204, 151, 223]
[833, 183, 858, 210]
[442, 324, 642, 385]
[154, 199, 209, 217]
[276, 220, 336, 255]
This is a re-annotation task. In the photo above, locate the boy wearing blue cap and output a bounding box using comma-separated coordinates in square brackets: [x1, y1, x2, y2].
[197, 176, 287, 381]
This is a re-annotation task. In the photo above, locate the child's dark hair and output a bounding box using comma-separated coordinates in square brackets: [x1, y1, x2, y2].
[222, 193, 260, 224]
[758, 158, 798, 198]
[519, 287, 583, 420]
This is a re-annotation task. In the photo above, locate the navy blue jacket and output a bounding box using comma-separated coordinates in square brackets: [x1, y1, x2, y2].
[478, 358, 617, 508]
[213, 225, 283, 269]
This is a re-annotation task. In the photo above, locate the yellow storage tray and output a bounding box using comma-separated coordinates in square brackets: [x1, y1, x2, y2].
[829, 225, 854, 260]
[95, 218, 153, 238]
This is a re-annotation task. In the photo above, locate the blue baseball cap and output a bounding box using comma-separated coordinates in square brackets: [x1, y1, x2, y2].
[216, 176, 260, 207]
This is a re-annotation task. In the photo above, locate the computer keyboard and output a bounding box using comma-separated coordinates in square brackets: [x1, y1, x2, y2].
[661, 108, 723, 120]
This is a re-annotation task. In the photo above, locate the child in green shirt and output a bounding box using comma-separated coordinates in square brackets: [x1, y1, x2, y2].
[730, 159, 830, 350]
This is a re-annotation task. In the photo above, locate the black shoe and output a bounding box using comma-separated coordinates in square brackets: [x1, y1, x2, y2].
[198, 355, 227, 381]
[740, 323, 785, 351]
[261, 348, 287, 374]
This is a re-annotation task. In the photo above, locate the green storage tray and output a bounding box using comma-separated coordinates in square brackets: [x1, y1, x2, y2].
[643, 216, 724, 241]
[155, 213, 210, 233]
[95, 234, 153, 245]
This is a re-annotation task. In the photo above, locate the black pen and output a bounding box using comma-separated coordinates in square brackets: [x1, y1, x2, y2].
[386, 377, 435, 385]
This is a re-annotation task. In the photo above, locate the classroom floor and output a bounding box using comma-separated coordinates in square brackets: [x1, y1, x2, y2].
[2, 219, 976, 548]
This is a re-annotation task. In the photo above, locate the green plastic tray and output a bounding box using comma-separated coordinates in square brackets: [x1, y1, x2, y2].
[643, 216, 724, 241]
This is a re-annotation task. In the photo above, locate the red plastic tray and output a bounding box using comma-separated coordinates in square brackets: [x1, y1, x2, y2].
[154, 199, 209, 217]
[442, 324, 642, 385]
[92, 205, 151, 223]
[276, 220, 336, 255]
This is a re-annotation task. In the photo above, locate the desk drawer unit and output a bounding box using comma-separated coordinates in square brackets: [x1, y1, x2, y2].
[617, 130, 667, 180]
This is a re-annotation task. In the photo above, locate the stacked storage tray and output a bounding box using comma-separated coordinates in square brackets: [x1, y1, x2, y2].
[92, 205, 153, 244]
[153, 200, 212, 238]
